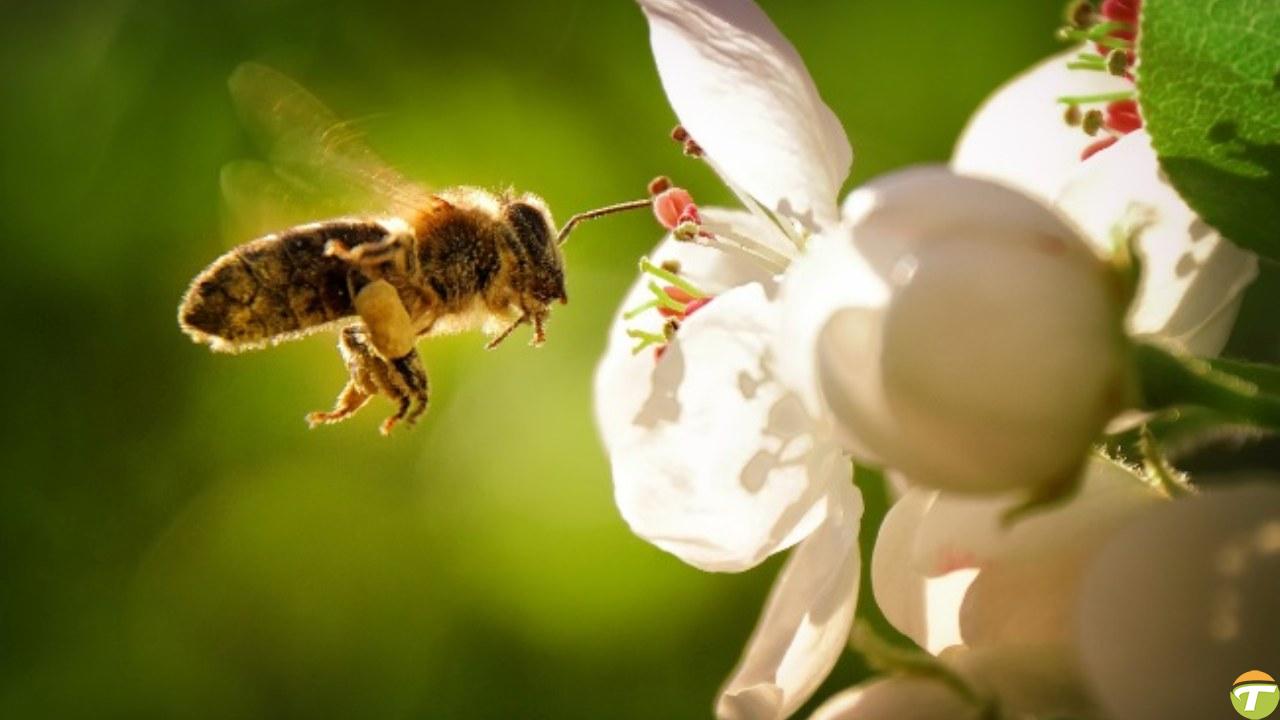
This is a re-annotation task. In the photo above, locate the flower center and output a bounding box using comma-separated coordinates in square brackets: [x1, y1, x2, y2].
[624, 257, 715, 359]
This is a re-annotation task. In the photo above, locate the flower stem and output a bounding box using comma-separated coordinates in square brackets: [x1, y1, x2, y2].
[1133, 342, 1280, 430]
[850, 621, 996, 717]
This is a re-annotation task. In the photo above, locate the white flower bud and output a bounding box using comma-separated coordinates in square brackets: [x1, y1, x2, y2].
[1076, 483, 1280, 720]
[785, 168, 1128, 493]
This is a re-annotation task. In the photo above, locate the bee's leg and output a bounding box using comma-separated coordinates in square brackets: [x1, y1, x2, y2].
[307, 325, 379, 428]
[386, 351, 429, 433]
[354, 278, 430, 433]
[484, 313, 527, 350]
[484, 307, 550, 350]
[530, 310, 549, 346]
[305, 324, 429, 434]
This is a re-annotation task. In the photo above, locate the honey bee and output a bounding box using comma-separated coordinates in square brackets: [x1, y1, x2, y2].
[179, 63, 648, 434]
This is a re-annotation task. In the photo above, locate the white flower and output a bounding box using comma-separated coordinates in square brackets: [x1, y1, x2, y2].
[801, 42, 1270, 720]
[952, 47, 1258, 357]
[598, 3, 1161, 714]
[796, 47, 1263, 499]
[1076, 482, 1280, 720]
[808, 646, 1090, 720]
[872, 456, 1160, 653]
[597, 2, 858, 717]
[810, 457, 1162, 719]
[840, 480, 1280, 720]
[638, 0, 850, 228]
[784, 170, 1129, 494]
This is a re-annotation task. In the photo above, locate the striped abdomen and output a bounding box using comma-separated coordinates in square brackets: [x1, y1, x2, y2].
[179, 219, 392, 352]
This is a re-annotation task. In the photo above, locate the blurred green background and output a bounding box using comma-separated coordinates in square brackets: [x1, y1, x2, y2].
[0, 1, 1098, 717]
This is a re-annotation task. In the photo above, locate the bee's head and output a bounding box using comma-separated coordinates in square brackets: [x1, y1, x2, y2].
[503, 193, 568, 305]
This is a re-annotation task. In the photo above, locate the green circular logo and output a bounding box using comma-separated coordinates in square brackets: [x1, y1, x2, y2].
[1233, 671, 1279, 719]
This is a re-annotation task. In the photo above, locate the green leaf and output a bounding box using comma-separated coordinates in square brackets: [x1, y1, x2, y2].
[1133, 341, 1280, 429]
[1209, 355, 1280, 394]
[1137, 0, 1280, 260]
[1105, 405, 1266, 461]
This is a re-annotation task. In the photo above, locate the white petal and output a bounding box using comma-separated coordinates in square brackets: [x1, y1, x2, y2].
[869, 488, 933, 650]
[958, 558, 1083, 648]
[952, 46, 1130, 203]
[777, 228, 889, 431]
[870, 488, 974, 654]
[810, 644, 1098, 719]
[925, 458, 1158, 647]
[1077, 483, 1280, 720]
[808, 677, 982, 720]
[596, 222, 777, 452]
[718, 482, 862, 720]
[874, 458, 1159, 651]
[600, 282, 844, 572]
[1056, 130, 1258, 355]
[911, 457, 1157, 572]
[819, 168, 1124, 493]
[639, 0, 851, 226]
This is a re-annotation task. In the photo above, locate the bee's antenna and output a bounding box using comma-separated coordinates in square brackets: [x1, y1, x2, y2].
[556, 198, 652, 246]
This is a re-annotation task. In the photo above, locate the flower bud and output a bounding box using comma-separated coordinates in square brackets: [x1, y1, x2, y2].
[1076, 483, 1280, 720]
[794, 168, 1128, 493]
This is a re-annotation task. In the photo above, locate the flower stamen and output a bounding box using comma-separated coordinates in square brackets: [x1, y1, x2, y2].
[1065, 0, 1096, 28]
[624, 257, 716, 358]
[1057, 89, 1137, 105]
[647, 280, 690, 314]
[626, 328, 668, 354]
[1105, 99, 1142, 133]
[639, 256, 708, 298]
[1056, 21, 1135, 46]
[1081, 135, 1120, 159]
[670, 124, 704, 158]
[622, 298, 660, 320]
[1106, 48, 1131, 76]
[662, 127, 807, 256]
[1082, 108, 1106, 135]
[1058, 0, 1144, 159]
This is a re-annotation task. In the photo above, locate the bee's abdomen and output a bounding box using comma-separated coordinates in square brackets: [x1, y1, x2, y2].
[179, 219, 391, 352]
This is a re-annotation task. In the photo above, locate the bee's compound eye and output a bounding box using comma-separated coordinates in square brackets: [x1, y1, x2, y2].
[504, 200, 565, 304]
[504, 202, 553, 250]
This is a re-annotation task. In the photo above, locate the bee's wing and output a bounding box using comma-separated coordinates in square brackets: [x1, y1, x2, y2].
[218, 159, 351, 244]
[225, 62, 433, 226]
